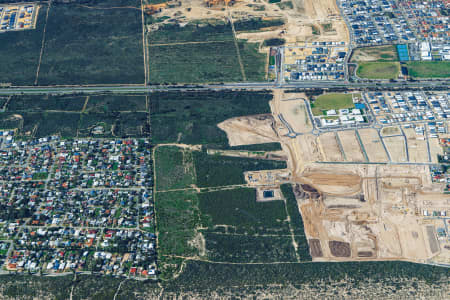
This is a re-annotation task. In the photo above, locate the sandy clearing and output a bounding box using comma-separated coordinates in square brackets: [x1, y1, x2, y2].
[318, 132, 344, 161]
[358, 129, 389, 162]
[278, 95, 313, 133]
[428, 137, 443, 164]
[337, 130, 365, 162]
[383, 136, 407, 162]
[217, 114, 279, 146]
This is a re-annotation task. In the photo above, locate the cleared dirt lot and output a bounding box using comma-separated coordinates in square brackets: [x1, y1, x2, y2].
[337, 130, 365, 162]
[278, 95, 313, 133]
[358, 129, 389, 162]
[318, 132, 344, 161]
[383, 136, 407, 162]
[218, 114, 278, 146]
[380, 126, 401, 136]
[403, 127, 429, 162]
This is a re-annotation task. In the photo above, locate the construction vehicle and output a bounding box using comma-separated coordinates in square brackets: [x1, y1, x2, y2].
[205, 0, 238, 8]
[144, 3, 167, 15]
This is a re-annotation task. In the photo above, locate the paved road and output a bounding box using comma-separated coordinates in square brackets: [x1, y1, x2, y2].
[0, 80, 449, 95]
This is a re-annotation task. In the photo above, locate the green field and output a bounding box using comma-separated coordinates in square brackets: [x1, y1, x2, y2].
[38, 0, 144, 85]
[311, 93, 355, 115]
[193, 150, 287, 187]
[150, 90, 273, 146]
[356, 61, 400, 79]
[198, 188, 290, 235]
[154, 146, 196, 191]
[0, 4, 48, 85]
[406, 61, 450, 78]
[148, 22, 265, 83]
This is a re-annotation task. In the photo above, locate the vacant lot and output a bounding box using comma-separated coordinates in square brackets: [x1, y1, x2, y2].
[383, 136, 407, 162]
[356, 62, 400, 79]
[155, 146, 196, 191]
[406, 61, 450, 78]
[358, 129, 389, 162]
[337, 131, 366, 162]
[198, 188, 290, 235]
[0, 4, 47, 85]
[150, 90, 272, 146]
[319, 132, 344, 161]
[351, 45, 398, 62]
[38, 0, 144, 85]
[311, 93, 354, 115]
[403, 127, 429, 163]
[278, 98, 312, 133]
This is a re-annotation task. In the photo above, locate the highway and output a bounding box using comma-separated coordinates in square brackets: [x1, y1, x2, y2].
[0, 80, 449, 95]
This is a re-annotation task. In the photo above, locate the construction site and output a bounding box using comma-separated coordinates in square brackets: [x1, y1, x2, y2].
[218, 89, 450, 266]
[0, 3, 38, 32]
[145, 0, 348, 44]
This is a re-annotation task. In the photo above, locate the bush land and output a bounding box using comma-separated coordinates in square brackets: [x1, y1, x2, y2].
[149, 41, 243, 84]
[38, 0, 144, 85]
[86, 95, 147, 113]
[148, 22, 234, 44]
[238, 41, 266, 81]
[166, 260, 450, 292]
[233, 18, 284, 31]
[198, 188, 290, 234]
[204, 233, 297, 263]
[211, 142, 282, 151]
[281, 184, 312, 261]
[150, 90, 272, 146]
[193, 150, 287, 187]
[263, 38, 285, 47]
[155, 190, 204, 257]
[155, 146, 196, 191]
[7, 95, 85, 112]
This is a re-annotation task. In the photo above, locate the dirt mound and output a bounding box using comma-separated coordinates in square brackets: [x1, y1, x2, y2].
[303, 173, 361, 187]
[309, 239, 323, 257]
[329, 241, 351, 257]
[357, 251, 373, 257]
